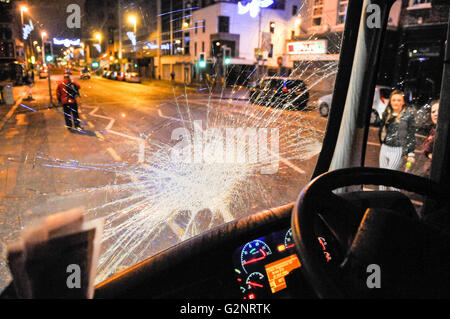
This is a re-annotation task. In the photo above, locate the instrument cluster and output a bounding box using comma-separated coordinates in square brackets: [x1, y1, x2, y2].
[232, 228, 300, 299]
[232, 227, 333, 299]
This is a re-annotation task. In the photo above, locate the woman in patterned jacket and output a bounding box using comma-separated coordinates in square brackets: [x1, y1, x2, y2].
[379, 90, 416, 188]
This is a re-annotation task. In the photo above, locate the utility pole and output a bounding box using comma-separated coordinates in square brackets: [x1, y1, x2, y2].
[42, 37, 53, 106]
[157, 0, 161, 80]
[256, 7, 263, 83]
[47, 60, 53, 106]
[118, 0, 123, 71]
[20, 5, 29, 69]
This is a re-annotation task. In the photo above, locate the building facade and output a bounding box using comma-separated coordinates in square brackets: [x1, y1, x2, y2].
[393, 0, 449, 101]
[190, 0, 296, 84]
[84, 0, 449, 91]
[0, 0, 25, 83]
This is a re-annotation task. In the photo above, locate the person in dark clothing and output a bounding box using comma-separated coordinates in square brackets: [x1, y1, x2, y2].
[379, 90, 416, 189]
[421, 100, 439, 176]
[56, 75, 82, 131]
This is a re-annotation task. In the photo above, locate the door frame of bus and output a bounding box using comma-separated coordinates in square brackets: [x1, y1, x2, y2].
[312, 0, 396, 178]
[423, 11, 450, 214]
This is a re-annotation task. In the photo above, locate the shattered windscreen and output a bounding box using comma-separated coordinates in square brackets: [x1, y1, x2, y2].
[0, 0, 342, 287]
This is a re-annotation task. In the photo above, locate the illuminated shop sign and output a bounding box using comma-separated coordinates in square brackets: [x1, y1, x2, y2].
[161, 43, 171, 50]
[144, 42, 159, 50]
[53, 38, 81, 47]
[287, 40, 327, 55]
[238, 0, 274, 18]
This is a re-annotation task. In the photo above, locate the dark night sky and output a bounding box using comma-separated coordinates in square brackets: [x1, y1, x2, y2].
[27, 0, 86, 40]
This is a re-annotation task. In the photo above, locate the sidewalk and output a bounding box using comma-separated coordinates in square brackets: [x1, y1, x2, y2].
[0, 85, 32, 131]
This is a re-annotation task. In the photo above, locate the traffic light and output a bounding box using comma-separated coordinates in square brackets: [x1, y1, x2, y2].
[91, 61, 99, 69]
[223, 47, 231, 65]
[44, 44, 53, 63]
[198, 53, 206, 68]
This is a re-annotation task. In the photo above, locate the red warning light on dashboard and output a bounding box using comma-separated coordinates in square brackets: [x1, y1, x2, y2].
[264, 254, 301, 293]
[248, 293, 255, 299]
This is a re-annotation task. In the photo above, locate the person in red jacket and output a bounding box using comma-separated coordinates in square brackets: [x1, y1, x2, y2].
[56, 74, 82, 131]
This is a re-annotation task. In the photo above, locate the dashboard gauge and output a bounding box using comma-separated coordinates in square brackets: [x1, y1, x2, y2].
[241, 239, 272, 273]
[284, 228, 295, 249]
[246, 272, 265, 290]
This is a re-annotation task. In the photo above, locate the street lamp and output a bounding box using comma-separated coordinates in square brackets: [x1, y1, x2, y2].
[94, 32, 102, 43]
[20, 5, 29, 68]
[20, 5, 28, 25]
[127, 14, 137, 34]
[41, 31, 47, 65]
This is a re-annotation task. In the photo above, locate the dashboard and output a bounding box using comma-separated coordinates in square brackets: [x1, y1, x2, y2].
[232, 227, 333, 299]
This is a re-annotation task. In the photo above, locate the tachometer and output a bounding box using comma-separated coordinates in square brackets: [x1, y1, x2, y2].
[241, 239, 272, 273]
[246, 272, 265, 290]
[284, 228, 295, 249]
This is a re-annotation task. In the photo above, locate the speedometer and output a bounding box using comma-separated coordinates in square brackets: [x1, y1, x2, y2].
[240, 239, 272, 273]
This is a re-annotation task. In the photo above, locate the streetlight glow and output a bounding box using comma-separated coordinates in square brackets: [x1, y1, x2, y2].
[94, 32, 102, 43]
[127, 14, 137, 33]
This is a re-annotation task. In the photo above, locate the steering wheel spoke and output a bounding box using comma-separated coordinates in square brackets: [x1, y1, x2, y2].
[316, 191, 361, 252]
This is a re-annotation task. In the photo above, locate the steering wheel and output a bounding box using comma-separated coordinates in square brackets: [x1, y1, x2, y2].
[291, 167, 450, 298]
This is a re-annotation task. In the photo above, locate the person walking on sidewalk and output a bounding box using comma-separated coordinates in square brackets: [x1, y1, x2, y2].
[56, 74, 82, 131]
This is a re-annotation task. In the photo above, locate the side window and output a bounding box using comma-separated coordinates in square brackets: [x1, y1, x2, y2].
[363, 2, 448, 182]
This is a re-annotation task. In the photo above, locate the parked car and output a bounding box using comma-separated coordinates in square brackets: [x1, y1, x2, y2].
[110, 71, 118, 80]
[125, 72, 141, 83]
[116, 71, 126, 81]
[317, 85, 391, 126]
[249, 77, 309, 110]
[80, 68, 91, 80]
[39, 66, 48, 79]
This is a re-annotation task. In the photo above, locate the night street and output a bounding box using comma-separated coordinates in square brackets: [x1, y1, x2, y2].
[0, 71, 430, 290]
[0, 72, 327, 286]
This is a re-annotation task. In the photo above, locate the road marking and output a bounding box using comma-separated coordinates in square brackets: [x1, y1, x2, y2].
[166, 220, 185, 238]
[107, 147, 122, 161]
[87, 121, 95, 128]
[157, 109, 190, 123]
[84, 105, 145, 163]
[268, 149, 306, 174]
[95, 131, 104, 141]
